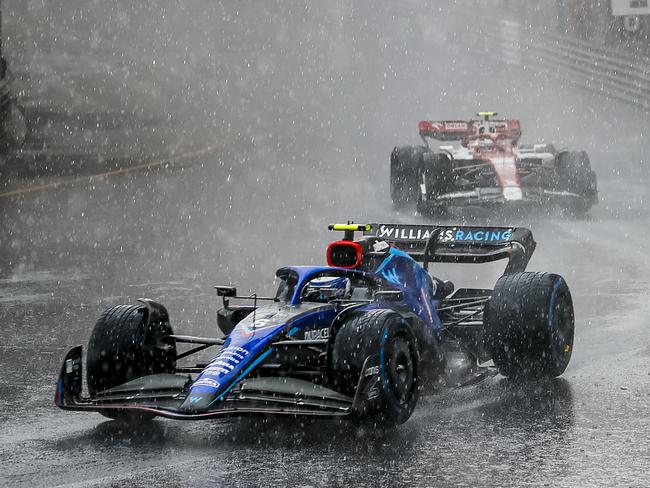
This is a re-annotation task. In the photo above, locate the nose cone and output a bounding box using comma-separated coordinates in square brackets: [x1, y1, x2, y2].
[503, 186, 523, 201]
[180, 392, 212, 412]
[181, 305, 289, 413]
[181, 344, 254, 412]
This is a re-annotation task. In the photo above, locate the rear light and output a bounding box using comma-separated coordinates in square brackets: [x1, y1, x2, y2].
[327, 241, 363, 269]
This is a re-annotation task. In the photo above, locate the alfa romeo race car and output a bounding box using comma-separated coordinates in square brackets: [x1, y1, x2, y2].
[390, 112, 598, 215]
[55, 222, 575, 426]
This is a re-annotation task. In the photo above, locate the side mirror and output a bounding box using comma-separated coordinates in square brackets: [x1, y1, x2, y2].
[374, 290, 403, 302]
[215, 286, 237, 297]
[217, 305, 254, 336]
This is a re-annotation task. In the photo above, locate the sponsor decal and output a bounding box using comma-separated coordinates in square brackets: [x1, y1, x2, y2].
[439, 229, 456, 242]
[65, 358, 80, 374]
[304, 327, 329, 340]
[239, 313, 281, 336]
[192, 378, 221, 389]
[381, 268, 402, 286]
[453, 229, 512, 242]
[444, 121, 468, 130]
[198, 346, 250, 386]
[206, 360, 234, 372]
[250, 318, 272, 329]
[364, 365, 380, 377]
[366, 386, 380, 400]
[188, 395, 203, 404]
[374, 225, 512, 243]
[220, 348, 247, 361]
[294, 392, 304, 405]
[376, 224, 435, 241]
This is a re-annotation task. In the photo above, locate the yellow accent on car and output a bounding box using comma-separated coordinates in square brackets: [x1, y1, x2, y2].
[477, 111, 498, 120]
[564, 344, 571, 353]
[329, 223, 371, 232]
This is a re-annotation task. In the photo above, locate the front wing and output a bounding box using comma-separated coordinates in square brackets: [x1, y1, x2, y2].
[421, 187, 594, 207]
[54, 346, 381, 420]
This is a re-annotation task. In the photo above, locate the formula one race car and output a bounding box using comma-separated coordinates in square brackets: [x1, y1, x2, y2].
[390, 112, 598, 215]
[55, 223, 575, 426]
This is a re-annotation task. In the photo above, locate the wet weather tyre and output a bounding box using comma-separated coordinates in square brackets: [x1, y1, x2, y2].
[86, 303, 177, 421]
[330, 310, 419, 426]
[554, 151, 597, 215]
[484, 272, 574, 379]
[390, 145, 426, 209]
[417, 152, 453, 216]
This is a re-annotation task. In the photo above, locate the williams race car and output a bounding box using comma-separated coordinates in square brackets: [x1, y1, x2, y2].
[390, 112, 598, 216]
[55, 222, 575, 426]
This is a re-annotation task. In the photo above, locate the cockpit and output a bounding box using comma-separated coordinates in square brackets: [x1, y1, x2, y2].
[274, 267, 380, 305]
[301, 276, 352, 303]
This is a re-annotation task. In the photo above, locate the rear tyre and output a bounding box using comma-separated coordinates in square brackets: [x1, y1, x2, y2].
[484, 272, 574, 379]
[554, 151, 598, 215]
[87, 303, 177, 421]
[390, 145, 426, 209]
[330, 310, 419, 426]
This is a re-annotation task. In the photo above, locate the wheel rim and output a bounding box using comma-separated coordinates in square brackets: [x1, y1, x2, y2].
[550, 291, 574, 360]
[386, 336, 416, 404]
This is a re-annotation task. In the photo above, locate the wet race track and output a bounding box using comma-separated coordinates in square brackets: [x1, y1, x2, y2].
[1, 5, 649, 487]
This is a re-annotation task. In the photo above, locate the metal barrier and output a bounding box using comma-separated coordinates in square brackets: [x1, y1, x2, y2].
[0, 75, 26, 147]
[449, 10, 650, 111]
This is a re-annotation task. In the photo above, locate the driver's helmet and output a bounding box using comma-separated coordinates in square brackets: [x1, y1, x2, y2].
[303, 276, 352, 303]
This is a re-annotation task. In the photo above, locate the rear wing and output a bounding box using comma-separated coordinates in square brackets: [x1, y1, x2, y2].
[418, 120, 472, 141]
[418, 118, 522, 143]
[364, 223, 535, 274]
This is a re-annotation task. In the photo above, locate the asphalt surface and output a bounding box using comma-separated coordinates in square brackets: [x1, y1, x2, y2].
[1, 5, 649, 488]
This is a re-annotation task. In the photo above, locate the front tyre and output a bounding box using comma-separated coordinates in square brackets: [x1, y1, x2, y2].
[417, 151, 453, 217]
[390, 145, 426, 209]
[86, 303, 177, 421]
[554, 151, 598, 216]
[330, 310, 420, 426]
[484, 272, 574, 379]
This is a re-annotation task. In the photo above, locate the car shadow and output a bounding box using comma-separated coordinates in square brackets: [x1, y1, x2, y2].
[52, 409, 421, 455]
[478, 377, 574, 426]
[422, 376, 574, 434]
[53, 378, 573, 457]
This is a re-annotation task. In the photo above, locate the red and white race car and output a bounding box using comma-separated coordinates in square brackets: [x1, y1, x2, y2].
[390, 112, 598, 216]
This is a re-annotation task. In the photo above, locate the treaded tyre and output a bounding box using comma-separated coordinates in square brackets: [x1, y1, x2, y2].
[484, 272, 574, 379]
[330, 309, 419, 426]
[87, 303, 177, 421]
[417, 151, 453, 216]
[390, 145, 426, 209]
[555, 151, 598, 215]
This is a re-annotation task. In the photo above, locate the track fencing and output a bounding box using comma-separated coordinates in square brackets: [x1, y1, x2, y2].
[449, 9, 650, 111]
[0, 74, 26, 147]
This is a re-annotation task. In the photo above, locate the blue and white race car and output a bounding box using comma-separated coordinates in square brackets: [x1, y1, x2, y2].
[55, 222, 575, 426]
